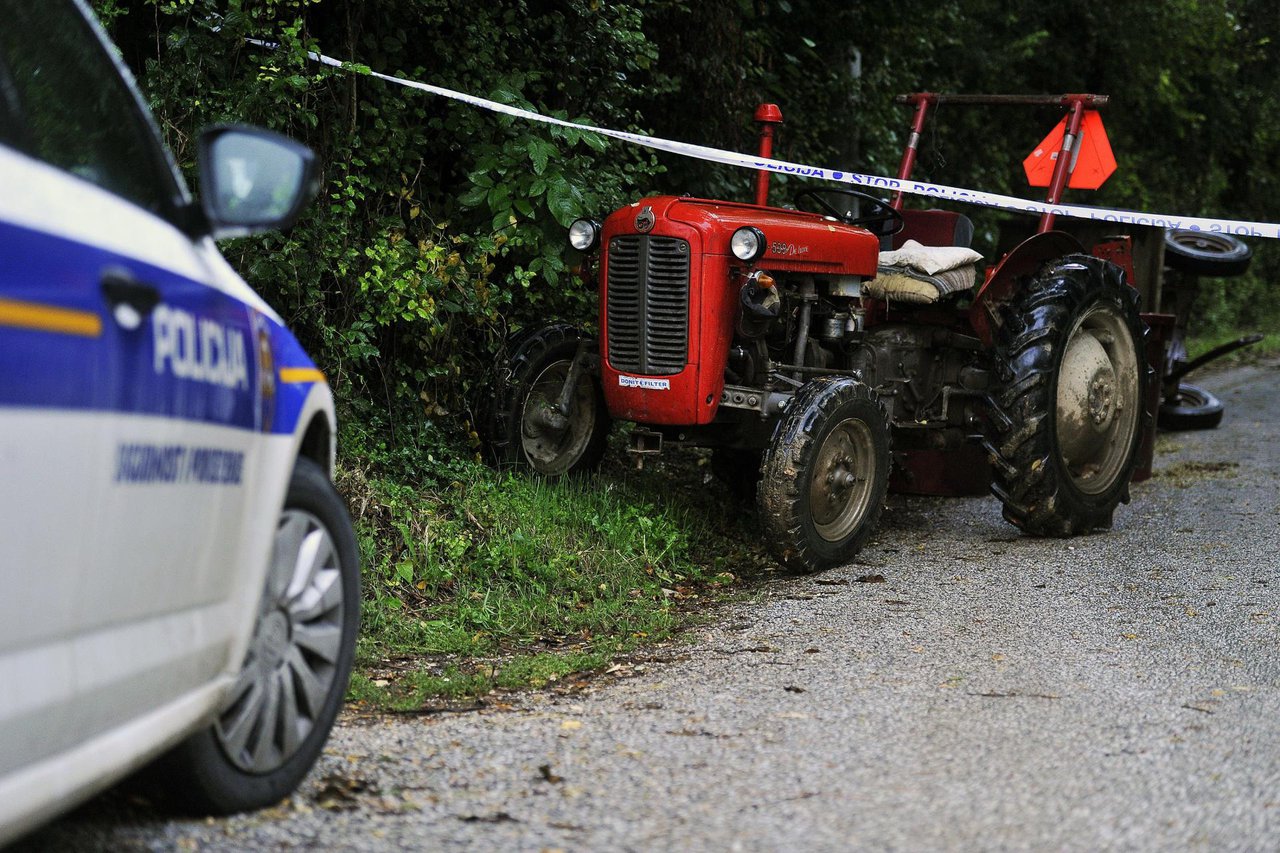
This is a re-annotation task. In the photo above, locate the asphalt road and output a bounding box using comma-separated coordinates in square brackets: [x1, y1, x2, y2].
[19, 360, 1280, 851]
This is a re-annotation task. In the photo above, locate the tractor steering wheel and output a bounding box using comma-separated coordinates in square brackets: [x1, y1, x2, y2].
[794, 188, 905, 237]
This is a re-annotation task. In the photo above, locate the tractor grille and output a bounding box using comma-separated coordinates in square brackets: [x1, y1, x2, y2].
[605, 235, 690, 375]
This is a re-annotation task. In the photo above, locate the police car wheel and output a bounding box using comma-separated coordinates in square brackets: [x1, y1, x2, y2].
[147, 457, 360, 815]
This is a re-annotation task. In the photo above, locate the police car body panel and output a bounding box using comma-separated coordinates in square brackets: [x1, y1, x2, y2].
[0, 0, 356, 842]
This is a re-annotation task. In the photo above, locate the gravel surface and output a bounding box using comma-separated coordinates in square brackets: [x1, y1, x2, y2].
[18, 360, 1280, 852]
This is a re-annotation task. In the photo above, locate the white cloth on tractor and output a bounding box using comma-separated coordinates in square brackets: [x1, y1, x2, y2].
[865, 239, 983, 304]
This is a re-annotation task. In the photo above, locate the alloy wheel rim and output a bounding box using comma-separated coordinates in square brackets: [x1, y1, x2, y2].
[215, 508, 345, 773]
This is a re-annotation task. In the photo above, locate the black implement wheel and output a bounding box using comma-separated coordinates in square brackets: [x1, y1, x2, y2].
[1159, 382, 1224, 430]
[149, 457, 360, 814]
[793, 187, 905, 237]
[1164, 230, 1252, 277]
[758, 378, 890, 571]
[490, 323, 609, 476]
[990, 255, 1148, 537]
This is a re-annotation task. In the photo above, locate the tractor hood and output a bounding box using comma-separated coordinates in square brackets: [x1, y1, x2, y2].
[605, 195, 880, 277]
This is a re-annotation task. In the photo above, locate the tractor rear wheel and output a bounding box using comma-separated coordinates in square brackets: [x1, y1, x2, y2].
[490, 324, 610, 476]
[758, 378, 890, 571]
[989, 255, 1148, 536]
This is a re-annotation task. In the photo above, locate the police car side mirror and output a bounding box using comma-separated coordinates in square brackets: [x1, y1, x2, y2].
[195, 125, 320, 240]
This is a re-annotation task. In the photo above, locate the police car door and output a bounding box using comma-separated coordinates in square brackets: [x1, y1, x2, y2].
[0, 4, 262, 751]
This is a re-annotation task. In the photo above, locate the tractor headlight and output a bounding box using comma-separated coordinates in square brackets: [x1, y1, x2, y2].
[568, 218, 601, 252]
[730, 226, 767, 262]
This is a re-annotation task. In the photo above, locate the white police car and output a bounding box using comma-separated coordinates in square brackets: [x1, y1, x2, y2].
[0, 0, 359, 842]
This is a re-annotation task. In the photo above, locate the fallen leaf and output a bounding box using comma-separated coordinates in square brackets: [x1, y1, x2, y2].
[312, 774, 374, 811]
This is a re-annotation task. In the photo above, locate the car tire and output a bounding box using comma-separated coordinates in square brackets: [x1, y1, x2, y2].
[148, 456, 360, 815]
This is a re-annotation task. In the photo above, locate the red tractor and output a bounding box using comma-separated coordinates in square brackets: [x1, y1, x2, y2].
[491, 94, 1153, 571]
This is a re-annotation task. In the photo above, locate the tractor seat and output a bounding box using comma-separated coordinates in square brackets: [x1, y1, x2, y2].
[891, 208, 975, 250]
[864, 239, 983, 304]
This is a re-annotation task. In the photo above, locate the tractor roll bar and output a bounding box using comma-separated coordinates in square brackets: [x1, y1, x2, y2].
[893, 93, 1109, 108]
[891, 92, 1109, 233]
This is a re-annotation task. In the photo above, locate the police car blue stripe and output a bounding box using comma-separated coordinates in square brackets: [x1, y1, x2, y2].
[0, 219, 316, 435]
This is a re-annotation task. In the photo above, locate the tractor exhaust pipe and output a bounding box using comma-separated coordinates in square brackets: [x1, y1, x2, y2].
[754, 103, 784, 206]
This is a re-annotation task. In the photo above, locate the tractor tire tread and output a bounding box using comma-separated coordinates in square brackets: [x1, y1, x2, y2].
[989, 254, 1149, 537]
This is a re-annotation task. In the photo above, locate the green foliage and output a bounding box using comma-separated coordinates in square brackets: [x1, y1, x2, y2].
[350, 464, 706, 653]
[339, 455, 750, 707]
[92, 0, 673, 447]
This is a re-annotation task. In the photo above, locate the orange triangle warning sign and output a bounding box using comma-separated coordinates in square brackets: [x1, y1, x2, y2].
[1023, 110, 1116, 190]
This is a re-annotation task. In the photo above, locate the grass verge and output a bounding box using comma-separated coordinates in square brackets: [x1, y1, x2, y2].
[1186, 326, 1280, 365]
[338, 441, 763, 712]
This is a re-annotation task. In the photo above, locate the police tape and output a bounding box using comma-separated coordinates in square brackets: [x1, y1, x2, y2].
[250, 40, 1280, 240]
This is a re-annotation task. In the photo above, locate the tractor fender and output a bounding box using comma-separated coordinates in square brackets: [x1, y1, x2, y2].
[968, 230, 1084, 347]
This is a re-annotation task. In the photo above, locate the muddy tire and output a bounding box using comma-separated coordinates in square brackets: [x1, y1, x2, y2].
[1158, 382, 1224, 431]
[489, 323, 610, 476]
[989, 254, 1148, 536]
[758, 378, 890, 571]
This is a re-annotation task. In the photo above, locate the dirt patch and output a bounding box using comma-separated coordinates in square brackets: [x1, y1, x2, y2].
[1155, 460, 1239, 488]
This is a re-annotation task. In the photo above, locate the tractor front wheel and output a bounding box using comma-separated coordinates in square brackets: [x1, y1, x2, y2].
[491, 324, 610, 476]
[990, 255, 1148, 536]
[758, 378, 890, 571]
